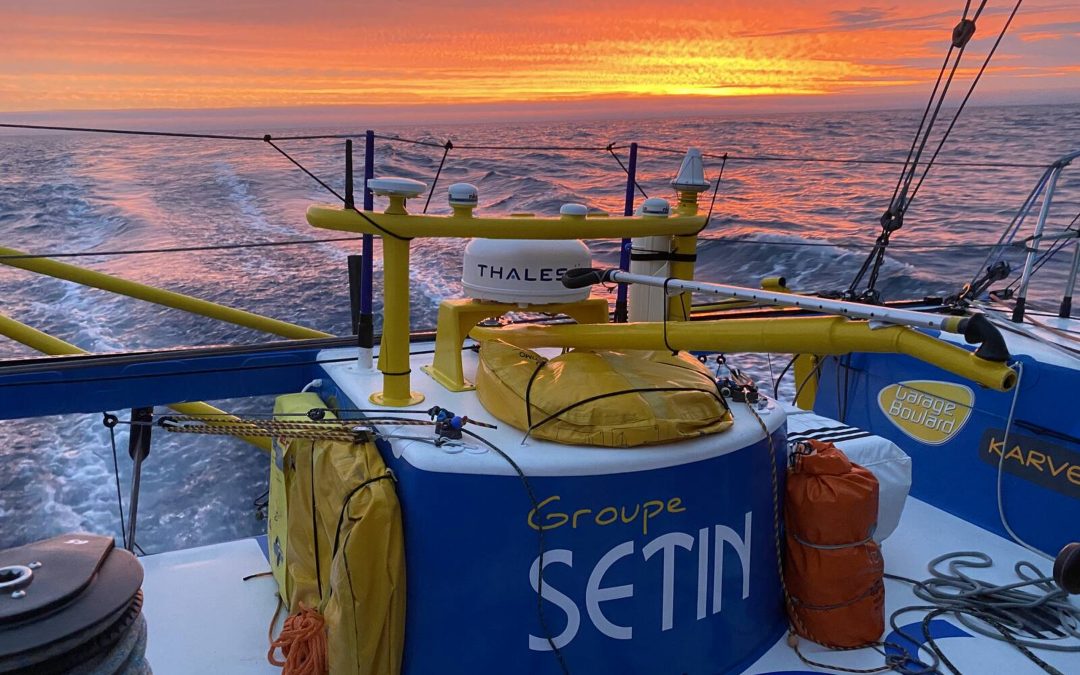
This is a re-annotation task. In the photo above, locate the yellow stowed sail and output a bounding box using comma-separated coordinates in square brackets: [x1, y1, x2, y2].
[475, 339, 733, 447]
[269, 392, 405, 675]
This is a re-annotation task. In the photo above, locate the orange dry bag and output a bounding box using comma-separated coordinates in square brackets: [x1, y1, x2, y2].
[784, 439, 884, 647]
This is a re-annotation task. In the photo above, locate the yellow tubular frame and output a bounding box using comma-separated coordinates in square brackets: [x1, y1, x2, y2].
[470, 316, 1017, 392]
[0, 313, 272, 452]
[307, 204, 708, 405]
[0, 247, 329, 340]
[306, 206, 706, 239]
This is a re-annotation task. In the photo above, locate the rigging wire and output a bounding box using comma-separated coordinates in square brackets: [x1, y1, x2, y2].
[0, 234, 1034, 262]
[632, 144, 1045, 169]
[845, 0, 1023, 303]
[422, 141, 454, 214]
[1, 123, 1045, 168]
[103, 413, 128, 550]
[906, 0, 1024, 207]
[607, 145, 649, 199]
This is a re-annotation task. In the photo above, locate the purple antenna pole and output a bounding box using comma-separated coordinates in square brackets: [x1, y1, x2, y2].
[614, 142, 638, 323]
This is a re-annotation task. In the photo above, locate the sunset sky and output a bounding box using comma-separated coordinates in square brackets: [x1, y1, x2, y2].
[1, 1, 1078, 123]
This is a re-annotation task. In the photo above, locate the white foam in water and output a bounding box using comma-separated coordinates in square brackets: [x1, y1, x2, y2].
[0, 105, 1078, 552]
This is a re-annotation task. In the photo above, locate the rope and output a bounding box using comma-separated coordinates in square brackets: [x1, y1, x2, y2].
[606, 145, 648, 199]
[267, 603, 328, 675]
[633, 144, 1045, 169]
[0, 232, 1033, 263]
[264, 138, 344, 202]
[422, 141, 453, 214]
[460, 428, 570, 675]
[845, 0, 1021, 302]
[906, 0, 1024, 207]
[103, 413, 128, 550]
[699, 153, 727, 234]
[3, 122, 1047, 168]
[0, 236, 365, 261]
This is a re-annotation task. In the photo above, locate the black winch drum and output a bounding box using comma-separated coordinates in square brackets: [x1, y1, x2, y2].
[0, 533, 149, 674]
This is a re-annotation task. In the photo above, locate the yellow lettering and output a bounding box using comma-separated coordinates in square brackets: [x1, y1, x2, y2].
[1068, 465, 1080, 487]
[620, 504, 640, 524]
[667, 497, 686, 514]
[642, 500, 664, 535]
[1005, 445, 1024, 463]
[527, 495, 568, 531]
[1047, 455, 1070, 478]
[1026, 450, 1047, 472]
[572, 508, 592, 529]
[596, 507, 618, 526]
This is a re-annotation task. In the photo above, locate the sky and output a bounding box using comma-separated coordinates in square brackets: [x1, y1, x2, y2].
[1, 1, 1078, 125]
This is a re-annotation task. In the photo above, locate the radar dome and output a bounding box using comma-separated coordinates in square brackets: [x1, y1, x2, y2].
[461, 239, 591, 305]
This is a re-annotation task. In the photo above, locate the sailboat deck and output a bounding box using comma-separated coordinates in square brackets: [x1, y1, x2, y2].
[139, 495, 1080, 674]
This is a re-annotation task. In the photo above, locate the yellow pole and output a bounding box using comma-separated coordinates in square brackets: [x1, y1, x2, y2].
[792, 354, 820, 409]
[0, 313, 272, 452]
[0, 247, 329, 340]
[667, 191, 701, 320]
[306, 205, 706, 239]
[470, 316, 1017, 392]
[667, 234, 698, 320]
[372, 237, 424, 407]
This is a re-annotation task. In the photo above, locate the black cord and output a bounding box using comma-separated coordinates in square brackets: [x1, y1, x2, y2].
[662, 278, 678, 354]
[772, 355, 797, 399]
[423, 142, 453, 214]
[606, 145, 648, 199]
[632, 144, 1044, 169]
[266, 137, 410, 241]
[263, 137, 345, 200]
[525, 385, 729, 441]
[459, 428, 570, 675]
[0, 236, 366, 261]
[698, 153, 727, 234]
[103, 413, 128, 550]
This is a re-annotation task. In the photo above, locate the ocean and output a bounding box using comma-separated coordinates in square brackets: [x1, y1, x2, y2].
[0, 103, 1077, 552]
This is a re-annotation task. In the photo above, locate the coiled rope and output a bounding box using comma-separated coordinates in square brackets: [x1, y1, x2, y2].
[887, 551, 1080, 675]
[268, 603, 328, 675]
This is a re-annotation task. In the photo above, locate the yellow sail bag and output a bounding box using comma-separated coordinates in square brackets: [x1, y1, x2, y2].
[269, 393, 405, 674]
[475, 339, 733, 447]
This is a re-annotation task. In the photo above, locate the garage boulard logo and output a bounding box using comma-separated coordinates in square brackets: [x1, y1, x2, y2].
[877, 380, 973, 445]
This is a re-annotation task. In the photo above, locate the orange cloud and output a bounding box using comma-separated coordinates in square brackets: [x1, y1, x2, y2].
[0, 1, 1076, 113]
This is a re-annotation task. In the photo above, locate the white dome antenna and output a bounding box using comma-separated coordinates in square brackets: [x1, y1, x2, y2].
[448, 183, 479, 217]
[639, 197, 671, 217]
[367, 176, 428, 214]
[672, 149, 710, 194]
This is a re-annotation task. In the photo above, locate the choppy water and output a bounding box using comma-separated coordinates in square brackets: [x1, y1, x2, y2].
[0, 104, 1078, 552]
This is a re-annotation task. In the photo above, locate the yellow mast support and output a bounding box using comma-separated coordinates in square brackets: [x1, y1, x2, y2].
[0, 313, 272, 452]
[470, 316, 1017, 392]
[0, 247, 330, 340]
[307, 203, 708, 406]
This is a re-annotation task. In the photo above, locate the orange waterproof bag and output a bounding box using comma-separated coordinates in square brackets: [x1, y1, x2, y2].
[784, 439, 884, 647]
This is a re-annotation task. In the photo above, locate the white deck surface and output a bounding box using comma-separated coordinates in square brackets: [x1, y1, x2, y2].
[319, 347, 787, 476]
[141, 538, 279, 674]
[139, 496, 1079, 674]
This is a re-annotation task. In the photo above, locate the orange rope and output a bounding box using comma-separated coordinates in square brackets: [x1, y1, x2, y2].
[268, 603, 328, 675]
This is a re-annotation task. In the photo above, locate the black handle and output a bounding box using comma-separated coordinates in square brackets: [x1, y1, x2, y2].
[959, 313, 1010, 362]
[561, 267, 613, 289]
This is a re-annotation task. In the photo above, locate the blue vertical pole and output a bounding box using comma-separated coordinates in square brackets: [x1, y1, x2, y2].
[362, 130, 375, 317]
[614, 142, 637, 323]
[357, 130, 376, 366]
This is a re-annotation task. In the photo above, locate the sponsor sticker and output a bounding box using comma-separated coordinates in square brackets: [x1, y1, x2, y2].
[877, 380, 973, 445]
[980, 429, 1080, 500]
